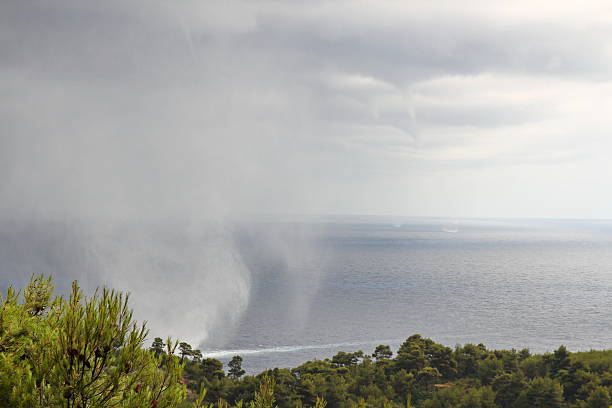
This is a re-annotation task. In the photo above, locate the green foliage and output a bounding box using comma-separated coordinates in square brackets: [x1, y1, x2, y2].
[180, 342, 194, 362]
[0, 275, 185, 408]
[373, 345, 393, 361]
[331, 351, 364, 367]
[586, 386, 611, 408]
[192, 385, 211, 408]
[6, 275, 612, 408]
[314, 396, 327, 408]
[250, 376, 277, 408]
[181, 333, 612, 408]
[192, 350, 203, 362]
[229, 355, 246, 379]
[515, 377, 564, 408]
[151, 337, 166, 357]
[520, 354, 550, 379]
[420, 386, 463, 408]
[491, 372, 527, 408]
[551, 346, 571, 378]
[202, 358, 226, 380]
[572, 350, 612, 374]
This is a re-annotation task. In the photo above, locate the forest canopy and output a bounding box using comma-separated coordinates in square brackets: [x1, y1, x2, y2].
[1, 276, 611, 408]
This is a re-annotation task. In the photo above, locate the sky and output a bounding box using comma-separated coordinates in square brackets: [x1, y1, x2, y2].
[3, 1, 612, 219]
[4, 0, 612, 346]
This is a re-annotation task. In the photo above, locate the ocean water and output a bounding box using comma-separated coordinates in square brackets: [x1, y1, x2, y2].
[215, 218, 612, 373]
[2, 217, 612, 374]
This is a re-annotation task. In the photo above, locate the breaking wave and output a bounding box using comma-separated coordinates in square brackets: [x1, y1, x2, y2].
[201, 338, 405, 359]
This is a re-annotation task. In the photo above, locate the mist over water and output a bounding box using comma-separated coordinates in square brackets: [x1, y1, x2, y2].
[0, 219, 246, 345]
[3, 217, 612, 373]
[89, 221, 252, 346]
[0, 218, 323, 348]
[0, 1, 330, 348]
[4, 1, 612, 380]
[222, 218, 612, 373]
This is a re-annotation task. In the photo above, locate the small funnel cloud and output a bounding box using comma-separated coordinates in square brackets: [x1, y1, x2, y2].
[87, 221, 252, 346]
[1, 0, 431, 345]
[0, 1, 327, 347]
[0, 218, 254, 347]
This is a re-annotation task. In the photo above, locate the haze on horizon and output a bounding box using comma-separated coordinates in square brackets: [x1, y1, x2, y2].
[3, 0, 612, 346]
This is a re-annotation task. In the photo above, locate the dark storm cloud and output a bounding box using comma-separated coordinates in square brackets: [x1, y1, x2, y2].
[2, 1, 612, 215]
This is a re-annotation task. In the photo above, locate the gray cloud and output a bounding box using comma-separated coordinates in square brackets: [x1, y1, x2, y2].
[3, 0, 612, 344]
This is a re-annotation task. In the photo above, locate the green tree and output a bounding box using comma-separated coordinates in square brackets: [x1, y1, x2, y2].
[201, 358, 225, 380]
[331, 351, 364, 367]
[521, 355, 550, 379]
[229, 355, 246, 379]
[551, 346, 571, 378]
[396, 335, 427, 373]
[476, 357, 504, 385]
[421, 386, 463, 408]
[518, 348, 531, 361]
[373, 345, 393, 361]
[558, 360, 594, 401]
[0, 275, 185, 408]
[390, 369, 415, 400]
[416, 367, 442, 393]
[150, 337, 166, 357]
[492, 372, 527, 408]
[179, 342, 194, 362]
[250, 376, 277, 408]
[454, 344, 484, 378]
[586, 386, 611, 408]
[427, 344, 457, 379]
[459, 386, 498, 408]
[191, 349, 203, 363]
[515, 377, 564, 408]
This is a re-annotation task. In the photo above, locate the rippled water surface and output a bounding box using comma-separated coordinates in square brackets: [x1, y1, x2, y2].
[3, 217, 612, 374]
[220, 218, 612, 372]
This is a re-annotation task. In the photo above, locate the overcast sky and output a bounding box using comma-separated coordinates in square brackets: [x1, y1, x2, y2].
[3, 0, 612, 219]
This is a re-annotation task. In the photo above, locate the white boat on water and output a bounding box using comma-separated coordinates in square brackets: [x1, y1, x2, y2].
[442, 221, 459, 233]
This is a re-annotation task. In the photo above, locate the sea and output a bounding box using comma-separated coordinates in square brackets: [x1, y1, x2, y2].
[2, 216, 612, 374]
[215, 217, 612, 373]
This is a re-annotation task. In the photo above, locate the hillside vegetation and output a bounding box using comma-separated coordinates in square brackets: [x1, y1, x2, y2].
[1, 276, 611, 408]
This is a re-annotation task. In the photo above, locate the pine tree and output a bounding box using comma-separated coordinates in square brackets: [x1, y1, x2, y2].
[0, 275, 186, 408]
[150, 337, 165, 357]
[228, 355, 246, 379]
[373, 345, 393, 360]
[179, 342, 194, 362]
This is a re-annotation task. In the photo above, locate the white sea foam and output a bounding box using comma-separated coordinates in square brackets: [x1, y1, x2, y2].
[201, 339, 404, 359]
